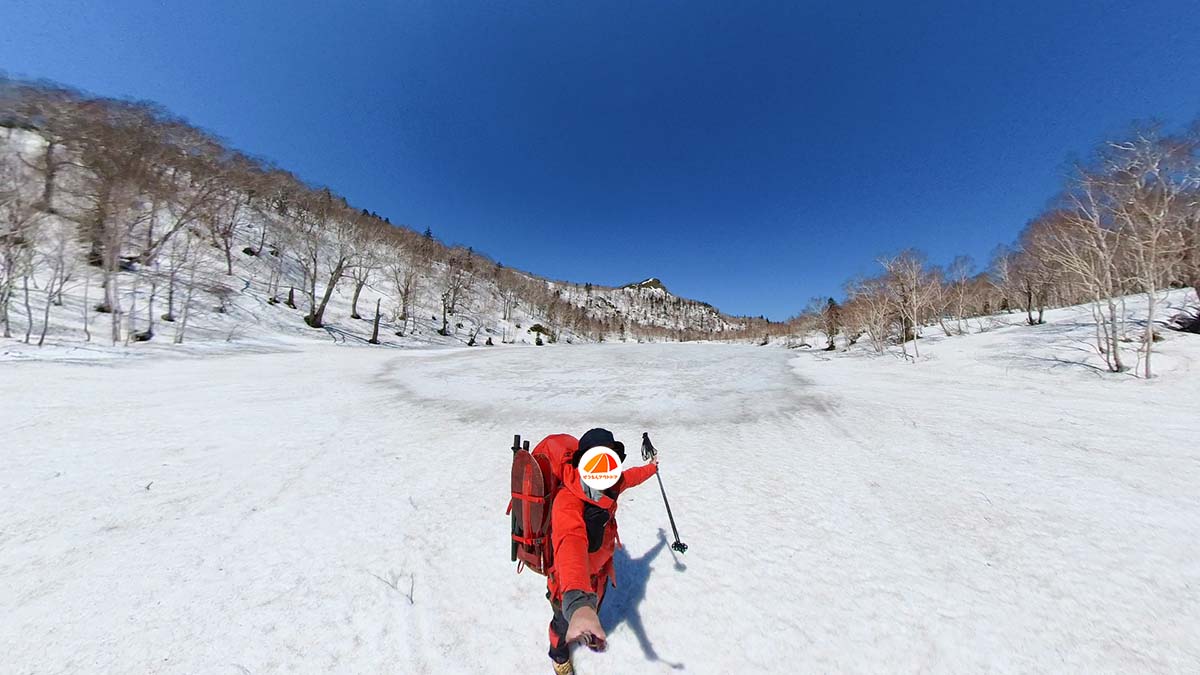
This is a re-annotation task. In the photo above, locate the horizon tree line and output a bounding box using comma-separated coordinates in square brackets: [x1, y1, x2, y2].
[789, 123, 1200, 378]
[0, 77, 750, 348]
[7, 75, 1195, 368]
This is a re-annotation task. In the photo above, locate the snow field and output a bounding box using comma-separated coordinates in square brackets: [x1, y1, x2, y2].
[1, 291, 1198, 673]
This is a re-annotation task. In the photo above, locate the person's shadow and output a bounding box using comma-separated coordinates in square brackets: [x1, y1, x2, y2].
[600, 529, 685, 670]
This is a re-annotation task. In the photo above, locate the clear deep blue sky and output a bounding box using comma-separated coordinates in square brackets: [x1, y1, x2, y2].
[5, 2, 1200, 318]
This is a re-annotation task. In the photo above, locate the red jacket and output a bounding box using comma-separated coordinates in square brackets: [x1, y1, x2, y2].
[548, 459, 658, 601]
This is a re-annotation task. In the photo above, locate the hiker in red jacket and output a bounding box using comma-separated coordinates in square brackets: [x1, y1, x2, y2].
[545, 428, 658, 674]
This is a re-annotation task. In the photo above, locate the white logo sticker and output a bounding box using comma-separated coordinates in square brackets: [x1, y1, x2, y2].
[578, 446, 622, 490]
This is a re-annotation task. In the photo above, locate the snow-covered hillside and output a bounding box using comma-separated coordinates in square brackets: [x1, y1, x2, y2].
[550, 277, 743, 337]
[2, 292, 1197, 673]
[0, 117, 753, 359]
[799, 287, 1200, 377]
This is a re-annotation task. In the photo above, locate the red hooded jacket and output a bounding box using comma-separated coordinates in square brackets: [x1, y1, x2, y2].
[547, 458, 658, 603]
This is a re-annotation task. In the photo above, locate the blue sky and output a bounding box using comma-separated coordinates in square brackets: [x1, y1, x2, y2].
[4, 1, 1200, 319]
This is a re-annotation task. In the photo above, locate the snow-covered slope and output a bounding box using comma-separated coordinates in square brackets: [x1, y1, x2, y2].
[1, 121, 754, 358]
[800, 287, 1199, 378]
[2, 291, 1197, 673]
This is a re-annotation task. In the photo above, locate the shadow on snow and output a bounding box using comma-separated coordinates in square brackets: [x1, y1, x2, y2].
[600, 529, 686, 670]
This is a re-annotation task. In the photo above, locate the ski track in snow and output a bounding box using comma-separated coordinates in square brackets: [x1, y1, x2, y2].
[2, 330, 1198, 673]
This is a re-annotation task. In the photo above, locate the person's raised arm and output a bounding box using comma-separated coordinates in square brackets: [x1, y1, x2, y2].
[622, 460, 658, 489]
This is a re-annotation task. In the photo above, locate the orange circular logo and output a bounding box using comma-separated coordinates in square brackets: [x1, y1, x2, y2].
[578, 446, 623, 490]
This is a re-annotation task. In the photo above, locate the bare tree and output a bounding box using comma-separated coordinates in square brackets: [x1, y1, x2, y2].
[202, 178, 249, 277]
[388, 247, 425, 335]
[348, 223, 384, 319]
[255, 171, 302, 303]
[436, 247, 474, 336]
[2, 80, 84, 213]
[37, 221, 77, 346]
[844, 276, 892, 353]
[56, 100, 172, 343]
[1011, 229, 1058, 327]
[173, 227, 204, 344]
[1098, 129, 1194, 378]
[987, 244, 1022, 315]
[295, 189, 355, 329]
[0, 158, 41, 338]
[496, 268, 522, 321]
[879, 250, 937, 359]
[1182, 192, 1200, 303]
[943, 255, 975, 335]
[1025, 181, 1128, 371]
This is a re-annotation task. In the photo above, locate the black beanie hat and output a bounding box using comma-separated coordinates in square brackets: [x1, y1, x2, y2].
[572, 427, 626, 466]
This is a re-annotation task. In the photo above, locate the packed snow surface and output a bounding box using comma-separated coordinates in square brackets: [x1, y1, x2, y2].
[2, 300, 1199, 673]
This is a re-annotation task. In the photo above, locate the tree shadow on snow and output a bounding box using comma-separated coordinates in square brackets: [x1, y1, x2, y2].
[600, 529, 685, 670]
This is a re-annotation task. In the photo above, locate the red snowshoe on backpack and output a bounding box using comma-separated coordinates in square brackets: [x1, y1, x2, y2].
[507, 433, 577, 575]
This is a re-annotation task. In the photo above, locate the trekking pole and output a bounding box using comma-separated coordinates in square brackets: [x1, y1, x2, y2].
[641, 433, 687, 553]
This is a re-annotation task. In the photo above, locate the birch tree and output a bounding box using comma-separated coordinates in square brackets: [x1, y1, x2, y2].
[1026, 179, 1128, 371]
[37, 221, 77, 346]
[1098, 129, 1195, 378]
[0, 157, 42, 338]
[880, 250, 936, 359]
[844, 276, 892, 353]
[944, 255, 974, 334]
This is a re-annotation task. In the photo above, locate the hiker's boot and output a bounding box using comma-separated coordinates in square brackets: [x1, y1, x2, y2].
[551, 658, 574, 675]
